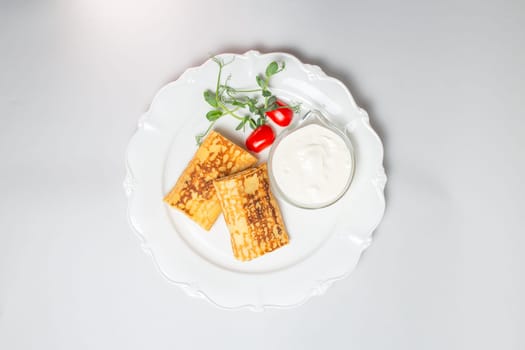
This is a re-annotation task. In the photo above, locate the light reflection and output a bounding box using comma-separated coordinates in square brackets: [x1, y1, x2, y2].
[64, 0, 187, 30]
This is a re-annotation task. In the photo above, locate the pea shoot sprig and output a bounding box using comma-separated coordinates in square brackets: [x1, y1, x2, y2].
[196, 57, 300, 145]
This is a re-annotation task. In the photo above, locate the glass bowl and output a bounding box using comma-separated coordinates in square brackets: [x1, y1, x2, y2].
[268, 110, 355, 209]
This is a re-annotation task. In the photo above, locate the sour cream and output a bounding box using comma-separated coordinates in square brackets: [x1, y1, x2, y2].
[270, 123, 353, 208]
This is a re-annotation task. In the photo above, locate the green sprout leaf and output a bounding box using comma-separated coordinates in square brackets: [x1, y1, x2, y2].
[235, 116, 251, 131]
[206, 109, 223, 121]
[265, 61, 279, 77]
[203, 90, 218, 107]
[256, 75, 265, 88]
[231, 100, 246, 108]
[266, 96, 277, 109]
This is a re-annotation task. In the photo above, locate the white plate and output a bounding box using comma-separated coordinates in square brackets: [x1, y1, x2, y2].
[124, 50, 387, 310]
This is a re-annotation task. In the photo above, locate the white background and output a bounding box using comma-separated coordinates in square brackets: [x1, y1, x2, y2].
[1, 0, 524, 349]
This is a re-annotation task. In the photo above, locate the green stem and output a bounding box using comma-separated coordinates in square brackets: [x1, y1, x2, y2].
[225, 88, 263, 93]
[215, 62, 223, 103]
[218, 102, 244, 120]
[197, 120, 216, 144]
[263, 77, 271, 109]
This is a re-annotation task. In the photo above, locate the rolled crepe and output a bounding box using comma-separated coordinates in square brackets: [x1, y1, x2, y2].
[164, 130, 257, 230]
[213, 163, 289, 261]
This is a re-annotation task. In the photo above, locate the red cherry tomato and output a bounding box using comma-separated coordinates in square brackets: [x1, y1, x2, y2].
[265, 100, 294, 127]
[245, 124, 275, 153]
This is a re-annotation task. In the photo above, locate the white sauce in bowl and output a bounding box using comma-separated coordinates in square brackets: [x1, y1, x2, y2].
[270, 124, 353, 208]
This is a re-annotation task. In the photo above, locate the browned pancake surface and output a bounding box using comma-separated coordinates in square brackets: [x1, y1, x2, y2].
[214, 163, 289, 261]
[163, 130, 257, 230]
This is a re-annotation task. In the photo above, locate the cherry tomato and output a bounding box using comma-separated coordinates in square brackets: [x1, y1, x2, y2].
[245, 124, 275, 153]
[265, 100, 294, 127]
